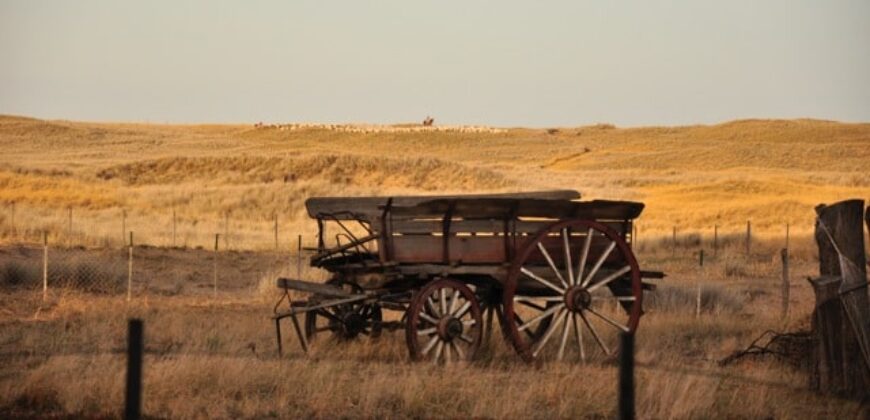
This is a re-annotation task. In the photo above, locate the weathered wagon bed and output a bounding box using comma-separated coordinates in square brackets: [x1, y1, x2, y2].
[273, 190, 663, 364]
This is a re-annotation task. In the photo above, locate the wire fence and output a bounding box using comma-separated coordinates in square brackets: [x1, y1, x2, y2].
[0, 202, 314, 252]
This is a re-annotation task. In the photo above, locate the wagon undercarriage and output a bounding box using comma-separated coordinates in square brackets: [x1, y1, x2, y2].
[273, 190, 663, 364]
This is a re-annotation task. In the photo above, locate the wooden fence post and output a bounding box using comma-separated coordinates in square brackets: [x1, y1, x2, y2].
[223, 212, 229, 250]
[172, 208, 177, 248]
[274, 214, 279, 250]
[122, 209, 126, 247]
[697, 250, 704, 317]
[781, 248, 789, 320]
[618, 332, 635, 420]
[809, 200, 870, 398]
[296, 234, 302, 279]
[127, 232, 133, 302]
[125, 319, 143, 420]
[67, 206, 73, 246]
[9, 201, 14, 235]
[42, 231, 48, 301]
[745, 220, 751, 257]
[213, 234, 219, 298]
[713, 225, 718, 258]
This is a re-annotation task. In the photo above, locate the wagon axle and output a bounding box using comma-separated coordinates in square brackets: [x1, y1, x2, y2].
[565, 287, 593, 313]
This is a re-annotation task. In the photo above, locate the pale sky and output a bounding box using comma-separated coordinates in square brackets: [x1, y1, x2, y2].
[1, 1, 868, 127]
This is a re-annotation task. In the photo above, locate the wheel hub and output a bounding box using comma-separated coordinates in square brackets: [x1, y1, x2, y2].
[565, 287, 592, 313]
[437, 317, 464, 341]
[340, 312, 366, 338]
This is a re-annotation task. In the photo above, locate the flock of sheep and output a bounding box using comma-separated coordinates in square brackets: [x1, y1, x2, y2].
[251, 122, 505, 134]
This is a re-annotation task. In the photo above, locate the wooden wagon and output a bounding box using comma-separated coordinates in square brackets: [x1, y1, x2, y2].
[273, 190, 663, 363]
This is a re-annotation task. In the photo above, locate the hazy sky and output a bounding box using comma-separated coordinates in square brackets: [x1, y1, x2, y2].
[2, 1, 868, 127]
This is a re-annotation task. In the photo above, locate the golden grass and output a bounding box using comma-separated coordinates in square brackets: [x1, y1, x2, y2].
[0, 115, 868, 417]
[1, 115, 867, 250]
[0, 243, 864, 418]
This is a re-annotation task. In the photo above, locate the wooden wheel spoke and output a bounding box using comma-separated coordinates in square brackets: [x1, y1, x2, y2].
[421, 334, 440, 355]
[516, 299, 548, 312]
[587, 265, 633, 293]
[572, 313, 586, 362]
[439, 288, 448, 317]
[448, 289, 461, 315]
[518, 303, 564, 332]
[417, 326, 437, 336]
[537, 242, 568, 288]
[562, 228, 574, 286]
[433, 340, 445, 364]
[532, 309, 568, 357]
[575, 227, 594, 286]
[462, 319, 476, 326]
[459, 334, 474, 344]
[586, 307, 630, 333]
[453, 301, 472, 318]
[581, 241, 617, 288]
[427, 296, 441, 317]
[580, 311, 610, 355]
[520, 267, 565, 294]
[451, 341, 465, 360]
[557, 309, 572, 361]
[419, 312, 439, 325]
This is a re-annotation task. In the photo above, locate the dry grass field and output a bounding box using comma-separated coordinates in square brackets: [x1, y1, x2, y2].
[0, 115, 869, 418]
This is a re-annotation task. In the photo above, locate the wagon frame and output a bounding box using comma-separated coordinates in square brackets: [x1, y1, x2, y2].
[273, 190, 663, 364]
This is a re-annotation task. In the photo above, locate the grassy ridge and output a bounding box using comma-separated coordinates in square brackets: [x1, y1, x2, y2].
[0, 115, 867, 247]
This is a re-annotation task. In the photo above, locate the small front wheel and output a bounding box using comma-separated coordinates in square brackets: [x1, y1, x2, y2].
[406, 278, 483, 364]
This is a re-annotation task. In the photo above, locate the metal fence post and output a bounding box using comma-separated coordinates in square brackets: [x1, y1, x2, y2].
[172, 208, 177, 248]
[781, 248, 789, 320]
[42, 231, 48, 301]
[122, 209, 126, 247]
[127, 232, 133, 302]
[67, 206, 73, 246]
[213, 234, 219, 298]
[697, 250, 704, 317]
[618, 332, 635, 420]
[125, 319, 143, 420]
[713, 225, 718, 258]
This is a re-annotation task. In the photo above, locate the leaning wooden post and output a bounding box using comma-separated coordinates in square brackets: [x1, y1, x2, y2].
[809, 200, 870, 398]
[127, 232, 133, 302]
[42, 231, 48, 302]
[213, 234, 219, 298]
[780, 248, 789, 320]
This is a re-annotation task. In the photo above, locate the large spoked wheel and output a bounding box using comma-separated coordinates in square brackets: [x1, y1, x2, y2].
[304, 279, 383, 342]
[406, 278, 483, 364]
[503, 220, 642, 363]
